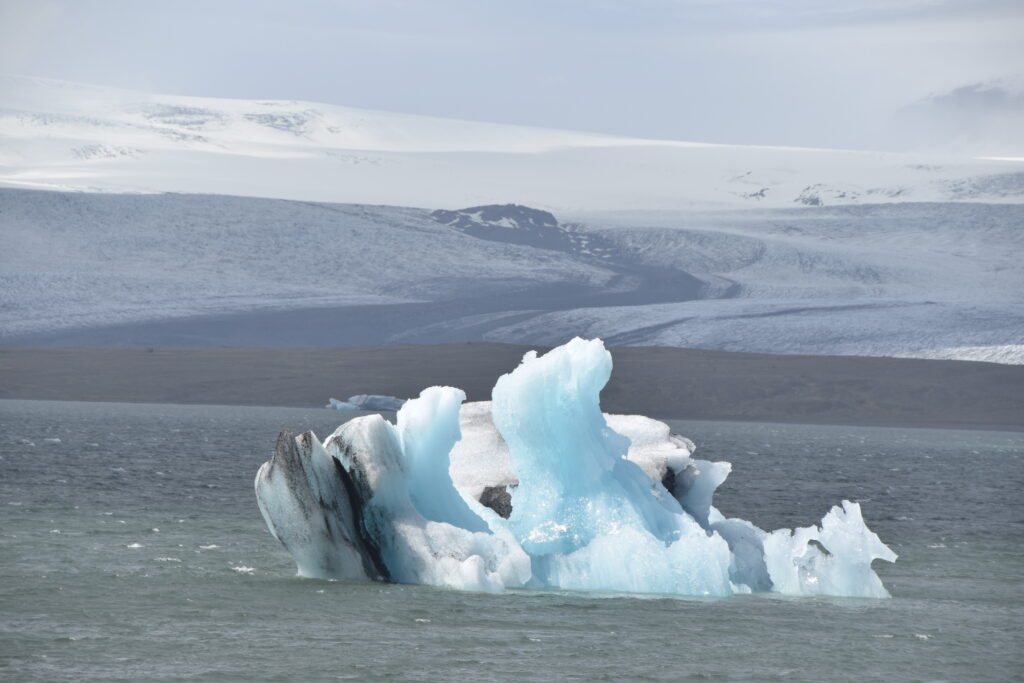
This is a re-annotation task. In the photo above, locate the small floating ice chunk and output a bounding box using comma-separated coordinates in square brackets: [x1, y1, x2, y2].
[326, 398, 359, 410]
[328, 395, 408, 411]
[347, 394, 407, 411]
[763, 500, 897, 598]
[231, 565, 255, 574]
[126, 543, 143, 549]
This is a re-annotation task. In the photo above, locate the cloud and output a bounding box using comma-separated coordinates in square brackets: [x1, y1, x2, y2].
[0, 1, 64, 69]
[1, 0, 1022, 152]
[926, 82, 1024, 113]
[889, 81, 1024, 156]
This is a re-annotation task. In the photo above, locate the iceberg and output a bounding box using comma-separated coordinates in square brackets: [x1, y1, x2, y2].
[348, 394, 407, 411]
[256, 338, 896, 597]
[325, 398, 359, 410]
[326, 395, 407, 411]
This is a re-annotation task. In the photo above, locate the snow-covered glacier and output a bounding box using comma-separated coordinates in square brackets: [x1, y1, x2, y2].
[255, 338, 896, 597]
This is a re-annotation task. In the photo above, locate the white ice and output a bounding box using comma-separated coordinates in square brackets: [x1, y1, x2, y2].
[254, 432, 372, 580]
[322, 397, 530, 592]
[3, 75, 1019, 212]
[347, 395, 407, 411]
[326, 395, 407, 411]
[326, 398, 358, 410]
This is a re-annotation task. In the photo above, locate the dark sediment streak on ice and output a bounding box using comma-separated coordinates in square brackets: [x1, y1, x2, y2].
[255, 430, 388, 581]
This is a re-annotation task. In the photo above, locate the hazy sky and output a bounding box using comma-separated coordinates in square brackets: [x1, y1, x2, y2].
[2, 0, 1022, 152]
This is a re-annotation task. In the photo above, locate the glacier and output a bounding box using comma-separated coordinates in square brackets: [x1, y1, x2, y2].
[255, 338, 896, 598]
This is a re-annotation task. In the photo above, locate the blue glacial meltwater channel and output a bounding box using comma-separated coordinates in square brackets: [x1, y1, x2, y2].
[1, 398, 1021, 682]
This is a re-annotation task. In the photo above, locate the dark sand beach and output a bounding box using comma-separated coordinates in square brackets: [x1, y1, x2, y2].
[1, 344, 1021, 430]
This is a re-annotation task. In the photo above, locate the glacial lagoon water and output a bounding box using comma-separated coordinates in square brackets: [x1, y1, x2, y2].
[1, 399, 1021, 682]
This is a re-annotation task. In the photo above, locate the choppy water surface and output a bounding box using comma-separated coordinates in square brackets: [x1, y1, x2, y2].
[1, 400, 1021, 682]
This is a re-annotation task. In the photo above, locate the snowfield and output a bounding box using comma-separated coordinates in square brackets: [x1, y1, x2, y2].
[2, 75, 1022, 211]
[1, 77, 1021, 363]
